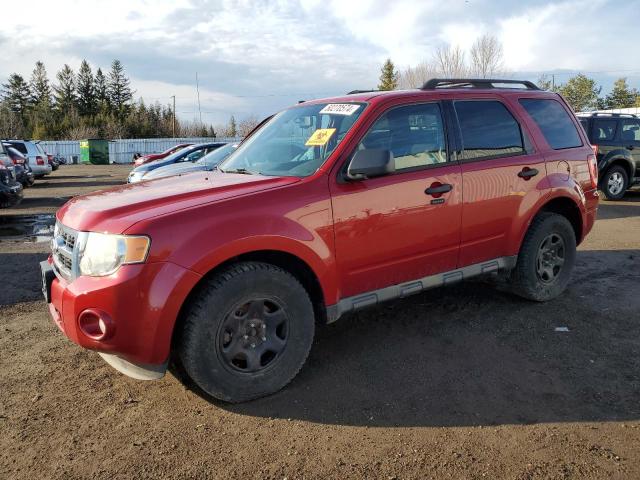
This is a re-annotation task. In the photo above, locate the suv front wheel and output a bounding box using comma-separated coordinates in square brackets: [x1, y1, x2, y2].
[177, 261, 315, 403]
[511, 212, 576, 302]
[600, 165, 628, 200]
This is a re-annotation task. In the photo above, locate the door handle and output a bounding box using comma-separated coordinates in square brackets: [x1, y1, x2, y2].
[425, 183, 453, 195]
[518, 167, 539, 179]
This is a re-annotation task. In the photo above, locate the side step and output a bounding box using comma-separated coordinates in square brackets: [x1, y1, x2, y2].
[326, 256, 517, 323]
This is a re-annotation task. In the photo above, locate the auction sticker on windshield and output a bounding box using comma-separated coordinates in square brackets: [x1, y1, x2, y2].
[305, 128, 336, 146]
[319, 104, 360, 116]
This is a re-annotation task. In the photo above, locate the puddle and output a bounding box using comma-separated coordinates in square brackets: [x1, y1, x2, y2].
[0, 214, 55, 243]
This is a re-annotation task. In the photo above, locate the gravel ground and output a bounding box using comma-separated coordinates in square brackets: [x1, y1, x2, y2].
[1, 165, 639, 479]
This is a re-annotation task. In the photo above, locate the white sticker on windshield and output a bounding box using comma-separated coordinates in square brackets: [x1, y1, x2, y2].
[319, 104, 360, 116]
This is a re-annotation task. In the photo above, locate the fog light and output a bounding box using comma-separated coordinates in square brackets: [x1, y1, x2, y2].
[78, 309, 115, 341]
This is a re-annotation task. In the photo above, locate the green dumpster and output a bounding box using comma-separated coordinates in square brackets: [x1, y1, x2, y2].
[79, 139, 109, 165]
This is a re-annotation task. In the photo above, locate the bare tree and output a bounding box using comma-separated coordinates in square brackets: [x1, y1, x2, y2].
[470, 34, 504, 78]
[237, 115, 260, 137]
[433, 45, 467, 78]
[64, 125, 99, 140]
[398, 61, 439, 89]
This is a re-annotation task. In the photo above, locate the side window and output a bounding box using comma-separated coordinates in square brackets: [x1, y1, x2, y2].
[519, 99, 583, 149]
[591, 118, 617, 141]
[621, 120, 640, 142]
[454, 100, 524, 160]
[358, 103, 447, 171]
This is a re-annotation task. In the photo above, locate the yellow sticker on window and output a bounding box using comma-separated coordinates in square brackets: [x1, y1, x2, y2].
[305, 128, 336, 146]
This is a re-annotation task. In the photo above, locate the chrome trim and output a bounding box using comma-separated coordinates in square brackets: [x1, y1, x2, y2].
[326, 256, 518, 323]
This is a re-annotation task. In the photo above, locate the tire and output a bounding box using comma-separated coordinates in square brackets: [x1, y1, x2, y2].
[511, 212, 576, 302]
[177, 261, 315, 403]
[600, 165, 628, 200]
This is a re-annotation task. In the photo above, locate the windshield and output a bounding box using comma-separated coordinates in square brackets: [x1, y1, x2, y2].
[219, 102, 366, 177]
[161, 145, 200, 163]
[197, 143, 238, 168]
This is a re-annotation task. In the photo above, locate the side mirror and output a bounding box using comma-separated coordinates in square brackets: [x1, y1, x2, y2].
[346, 149, 394, 180]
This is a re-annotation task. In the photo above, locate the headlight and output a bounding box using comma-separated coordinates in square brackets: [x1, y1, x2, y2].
[78, 232, 150, 277]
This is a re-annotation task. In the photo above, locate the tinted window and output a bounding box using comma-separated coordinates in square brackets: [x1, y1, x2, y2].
[519, 99, 583, 149]
[8, 142, 28, 154]
[358, 103, 447, 171]
[621, 120, 640, 142]
[454, 101, 524, 160]
[591, 118, 617, 141]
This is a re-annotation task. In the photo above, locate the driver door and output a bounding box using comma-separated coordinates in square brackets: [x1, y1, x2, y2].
[330, 102, 462, 298]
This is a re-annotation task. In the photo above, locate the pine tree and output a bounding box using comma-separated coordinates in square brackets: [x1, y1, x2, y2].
[556, 74, 601, 112]
[76, 59, 96, 116]
[94, 68, 109, 112]
[228, 115, 237, 137]
[604, 78, 638, 109]
[378, 59, 399, 91]
[107, 59, 133, 116]
[53, 64, 77, 113]
[1, 74, 31, 115]
[29, 61, 51, 107]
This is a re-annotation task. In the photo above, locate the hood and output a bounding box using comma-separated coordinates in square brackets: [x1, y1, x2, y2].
[57, 171, 300, 233]
[143, 162, 205, 180]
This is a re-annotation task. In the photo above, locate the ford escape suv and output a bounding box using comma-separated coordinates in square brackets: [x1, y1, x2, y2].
[41, 78, 599, 402]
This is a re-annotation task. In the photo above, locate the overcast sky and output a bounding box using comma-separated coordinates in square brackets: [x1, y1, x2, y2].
[2, 0, 639, 125]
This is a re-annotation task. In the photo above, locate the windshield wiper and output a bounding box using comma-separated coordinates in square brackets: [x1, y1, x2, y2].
[221, 167, 259, 175]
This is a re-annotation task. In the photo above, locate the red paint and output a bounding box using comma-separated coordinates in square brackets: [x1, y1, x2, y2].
[48, 87, 598, 368]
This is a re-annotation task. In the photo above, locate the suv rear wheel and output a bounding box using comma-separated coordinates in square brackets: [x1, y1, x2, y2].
[601, 165, 628, 200]
[178, 261, 315, 403]
[511, 212, 576, 302]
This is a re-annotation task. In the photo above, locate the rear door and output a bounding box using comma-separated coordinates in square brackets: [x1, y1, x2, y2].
[453, 96, 547, 266]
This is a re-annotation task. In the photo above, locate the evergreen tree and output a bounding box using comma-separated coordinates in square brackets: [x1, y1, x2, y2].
[76, 59, 96, 116]
[1, 74, 31, 115]
[107, 59, 133, 116]
[94, 68, 109, 111]
[603, 78, 639, 109]
[228, 115, 237, 137]
[29, 61, 52, 107]
[378, 59, 399, 91]
[556, 74, 601, 112]
[53, 64, 77, 113]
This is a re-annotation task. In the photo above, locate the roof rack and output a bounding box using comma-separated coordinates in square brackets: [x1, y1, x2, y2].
[346, 89, 379, 95]
[576, 112, 638, 118]
[422, 78, 540, 90]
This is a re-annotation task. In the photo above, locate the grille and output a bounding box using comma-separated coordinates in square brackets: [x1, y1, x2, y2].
[51, 222, 79, 281]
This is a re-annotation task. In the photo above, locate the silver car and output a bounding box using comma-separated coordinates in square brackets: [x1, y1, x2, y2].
[143, 143, 238, 181]
[3, 140, 52, 177]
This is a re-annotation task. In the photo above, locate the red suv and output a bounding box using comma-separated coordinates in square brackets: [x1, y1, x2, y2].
[41, 79, 599, 402]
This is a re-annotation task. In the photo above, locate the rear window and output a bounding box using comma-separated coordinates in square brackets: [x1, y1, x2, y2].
[519, 99, 583, 149]
[454, 100, 524, 160]
[8, 142, 27, 154]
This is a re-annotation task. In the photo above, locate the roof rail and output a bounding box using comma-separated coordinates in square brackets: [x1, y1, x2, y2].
[346, 89, 379, 95]
[577, 112, 638, 118]
[422, 78, 540, 90]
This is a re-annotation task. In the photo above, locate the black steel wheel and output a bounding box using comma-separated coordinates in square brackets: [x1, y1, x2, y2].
[178, 262, 315, 403]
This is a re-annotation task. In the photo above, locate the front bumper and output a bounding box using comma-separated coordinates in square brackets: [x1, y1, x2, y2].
[0, 182, 24, 206]
[42, 256, 201, 378]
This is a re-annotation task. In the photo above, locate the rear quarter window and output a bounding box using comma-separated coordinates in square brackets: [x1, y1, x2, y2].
[519, 99, 583, 149]
[591, 118, 617, 142]
[9, 142, 28, 154]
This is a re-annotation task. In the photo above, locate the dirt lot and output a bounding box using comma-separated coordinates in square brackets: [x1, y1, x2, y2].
[1, 165, 639, 479]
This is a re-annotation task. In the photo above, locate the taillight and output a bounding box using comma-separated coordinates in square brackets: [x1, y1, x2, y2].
[591, 144, 598, 156]
[587, 154, 598, 189]
[36, 155, 45, 165]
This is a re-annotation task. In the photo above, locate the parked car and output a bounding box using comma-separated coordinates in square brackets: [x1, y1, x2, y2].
[46, 153, 59, 171]
[2, 140, 52, 177]
[42, 78, 598, 402]
[0, 144, 23, 207]
[3, 146, 35, 187]
[142, 143, 238, 181]
[127, 143, 226, 183]
[133, 143, 193, 166]
[576, 112, 640, 200]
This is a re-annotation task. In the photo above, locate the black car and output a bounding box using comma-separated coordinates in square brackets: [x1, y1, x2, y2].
[577, 112, 640, 200]
[0, 144, 23, 207]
